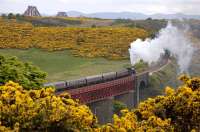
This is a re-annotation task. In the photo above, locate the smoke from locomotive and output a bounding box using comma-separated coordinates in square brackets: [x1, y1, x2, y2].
[129, 22, 194, 73]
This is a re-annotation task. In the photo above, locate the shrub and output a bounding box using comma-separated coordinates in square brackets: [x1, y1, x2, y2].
[134, 59, 149, 72]
[0, 54, 47, 89]
[102, 75, 200, 132]
[0, 81, 97, 131]
[113, 101, 127, 115]
[0, 18, 149, 59]
[7, 13, 14, 19]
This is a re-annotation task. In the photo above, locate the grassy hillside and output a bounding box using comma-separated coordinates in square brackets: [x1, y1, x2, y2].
[0, 48, 131, 82]
[140, 59, 179, 101]
[112, 19, 167, 37]
[0, 18, 149, 59]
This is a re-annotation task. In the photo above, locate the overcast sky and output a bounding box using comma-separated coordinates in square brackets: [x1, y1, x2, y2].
[0, 0, 200, 15]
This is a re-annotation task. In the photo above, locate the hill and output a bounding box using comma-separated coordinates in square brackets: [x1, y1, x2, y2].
[0, 18, 149, 59]
[66, 11, 200, 20]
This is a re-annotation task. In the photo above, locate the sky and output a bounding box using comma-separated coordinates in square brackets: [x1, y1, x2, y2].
[0, 0, 200, 15]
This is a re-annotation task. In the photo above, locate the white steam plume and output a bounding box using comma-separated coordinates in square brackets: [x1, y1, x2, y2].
[129, 22, 194, 73]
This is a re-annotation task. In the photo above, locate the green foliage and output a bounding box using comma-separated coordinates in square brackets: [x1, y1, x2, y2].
[134, 59, 149, 72]
[140, 60, 178, 101]
[0, 54, 47, 89]
[113, 19, 167, 31]
[146, 17, 153, 21]
[113, 101, 127, 115]
[1, 14, 24, 21]
[113, 19, 167, 39]
[0, 49, 130, 82]
[15, 14, 24, 21]
[7, 13, 14, 19]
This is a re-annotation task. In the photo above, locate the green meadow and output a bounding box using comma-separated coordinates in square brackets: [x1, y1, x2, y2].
[0, 48, 131, 82]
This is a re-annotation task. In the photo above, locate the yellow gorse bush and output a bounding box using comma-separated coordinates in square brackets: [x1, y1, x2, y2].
[0, 81, 97, 131]
[102, 75, 200, 132]
[0, 18, 149, 59]
[0, 74, 199, 131]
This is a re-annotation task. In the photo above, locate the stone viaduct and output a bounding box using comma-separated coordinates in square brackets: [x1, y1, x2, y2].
[63, 72, 149, 124]
[52, 56, 169, 124]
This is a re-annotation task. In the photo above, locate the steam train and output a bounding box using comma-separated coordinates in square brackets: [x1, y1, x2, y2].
[44, 68, 136, 92]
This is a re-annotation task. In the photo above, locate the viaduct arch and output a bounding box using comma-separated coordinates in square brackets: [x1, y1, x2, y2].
[52, 72, 150, 124]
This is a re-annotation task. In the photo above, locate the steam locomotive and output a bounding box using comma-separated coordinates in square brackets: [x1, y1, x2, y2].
[44, 68, 136, 92]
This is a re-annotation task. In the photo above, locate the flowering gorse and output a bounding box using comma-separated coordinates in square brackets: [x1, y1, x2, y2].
[0, 18, 149, 60]
[0, 81, 97, 131]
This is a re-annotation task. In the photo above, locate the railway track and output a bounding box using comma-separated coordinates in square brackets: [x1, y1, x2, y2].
[44, 55, 170, 93]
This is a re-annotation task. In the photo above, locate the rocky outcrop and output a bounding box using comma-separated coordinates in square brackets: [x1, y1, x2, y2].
[24, 6, 41, 16]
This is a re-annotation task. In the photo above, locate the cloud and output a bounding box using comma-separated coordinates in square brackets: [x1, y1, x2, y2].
[0, 0, 200, 15]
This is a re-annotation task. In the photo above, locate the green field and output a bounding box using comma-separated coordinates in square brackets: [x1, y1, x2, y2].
[0, 48, 130, 82]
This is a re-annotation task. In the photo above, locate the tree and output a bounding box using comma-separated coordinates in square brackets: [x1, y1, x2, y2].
[15, 13, 22, 20]
[146, 17, 153, 21]
[0, 54, 47, 89]
[134, 59, 149, 72]
[7, 13, 14, 19]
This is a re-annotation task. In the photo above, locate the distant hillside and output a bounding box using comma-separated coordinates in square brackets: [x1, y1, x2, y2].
[66, 11, 200, 20]
[67, 11, 85, 17]
[88, 12, 148, 19]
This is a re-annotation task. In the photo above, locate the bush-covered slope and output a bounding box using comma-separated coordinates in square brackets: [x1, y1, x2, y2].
[101, 75, 200, 132]
[0, 18, 149, 59]
[0, 75, 199, 132]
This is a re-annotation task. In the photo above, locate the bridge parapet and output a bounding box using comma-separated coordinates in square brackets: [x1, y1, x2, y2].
[65, 75, 135, 104]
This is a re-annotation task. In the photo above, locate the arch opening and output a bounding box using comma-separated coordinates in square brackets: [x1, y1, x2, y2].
[139, 81, 146, 89]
